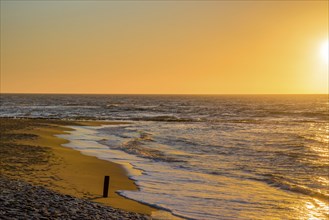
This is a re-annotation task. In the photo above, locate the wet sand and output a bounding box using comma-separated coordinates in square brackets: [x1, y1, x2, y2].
[0, 118, 156, 216]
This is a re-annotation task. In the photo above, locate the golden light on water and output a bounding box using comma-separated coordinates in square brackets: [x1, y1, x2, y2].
[316, 177, 329, 188]
[305, 201, 318, 220]
[304, 198, 329, 220]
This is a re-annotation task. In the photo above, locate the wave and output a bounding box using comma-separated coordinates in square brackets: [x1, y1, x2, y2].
[129, 116, 200, 122]
[100, 139, 185, 163]
[266, 110, 329, 119]
[103, 104, 162, 112]
[98, 132, 186, 163]
[252, 174, 329, 202]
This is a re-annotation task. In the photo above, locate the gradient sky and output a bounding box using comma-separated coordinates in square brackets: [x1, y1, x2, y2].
[1, 0, 328, 94]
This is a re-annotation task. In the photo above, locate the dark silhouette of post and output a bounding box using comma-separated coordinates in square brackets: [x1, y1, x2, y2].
[103, 176, 110, 198]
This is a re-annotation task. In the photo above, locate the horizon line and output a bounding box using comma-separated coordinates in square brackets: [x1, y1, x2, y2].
[1, 92, 328, 96]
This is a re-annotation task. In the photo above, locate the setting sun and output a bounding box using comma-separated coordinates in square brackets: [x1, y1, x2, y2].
[320, 40, 329, 64]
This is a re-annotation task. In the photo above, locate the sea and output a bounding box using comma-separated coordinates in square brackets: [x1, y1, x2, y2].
[1, 94, 328, 220]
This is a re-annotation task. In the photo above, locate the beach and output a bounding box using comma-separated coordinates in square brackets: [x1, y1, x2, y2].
[1, 94, 328, 219]
[0, 118, 157, 219]
[1, 0, 328, 218]
[0, 176, 148, 220]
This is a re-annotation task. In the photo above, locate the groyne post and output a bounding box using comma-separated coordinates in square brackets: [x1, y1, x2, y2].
[103, 176, 110, 198]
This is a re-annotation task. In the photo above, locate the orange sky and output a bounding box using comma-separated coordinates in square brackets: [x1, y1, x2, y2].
[1, 1, 328, 94]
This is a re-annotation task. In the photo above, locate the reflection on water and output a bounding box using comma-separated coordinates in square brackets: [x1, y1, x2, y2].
[303, 199, 329, 220]
[60, 120, 329, 220]
[1, 94, 329, 219]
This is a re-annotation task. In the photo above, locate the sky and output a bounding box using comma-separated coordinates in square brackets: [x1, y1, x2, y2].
[1, 0, 328, 94]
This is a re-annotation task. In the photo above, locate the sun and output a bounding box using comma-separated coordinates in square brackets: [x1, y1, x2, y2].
[320, 40, 328, 64]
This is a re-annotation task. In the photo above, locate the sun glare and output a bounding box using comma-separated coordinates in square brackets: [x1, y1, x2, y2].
[320, 40, 329, 64]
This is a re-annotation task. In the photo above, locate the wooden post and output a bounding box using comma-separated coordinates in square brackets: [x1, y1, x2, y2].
[103, 176, 110, 198]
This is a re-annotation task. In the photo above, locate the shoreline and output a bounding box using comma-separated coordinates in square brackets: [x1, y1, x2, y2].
[0, 118, 158, 217]
[55, 124, 184, 220]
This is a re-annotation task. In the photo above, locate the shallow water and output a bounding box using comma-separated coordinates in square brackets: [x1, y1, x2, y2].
[1, 94, 328, 219]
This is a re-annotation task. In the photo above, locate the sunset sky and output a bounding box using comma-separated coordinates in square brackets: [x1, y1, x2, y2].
[1, 1, 328, 94]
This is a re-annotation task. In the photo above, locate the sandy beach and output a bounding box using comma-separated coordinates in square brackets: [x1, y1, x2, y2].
[0, 118, 157, 218]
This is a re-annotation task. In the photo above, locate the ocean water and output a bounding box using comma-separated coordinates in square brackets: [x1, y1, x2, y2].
[1, 94, 328, 219]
